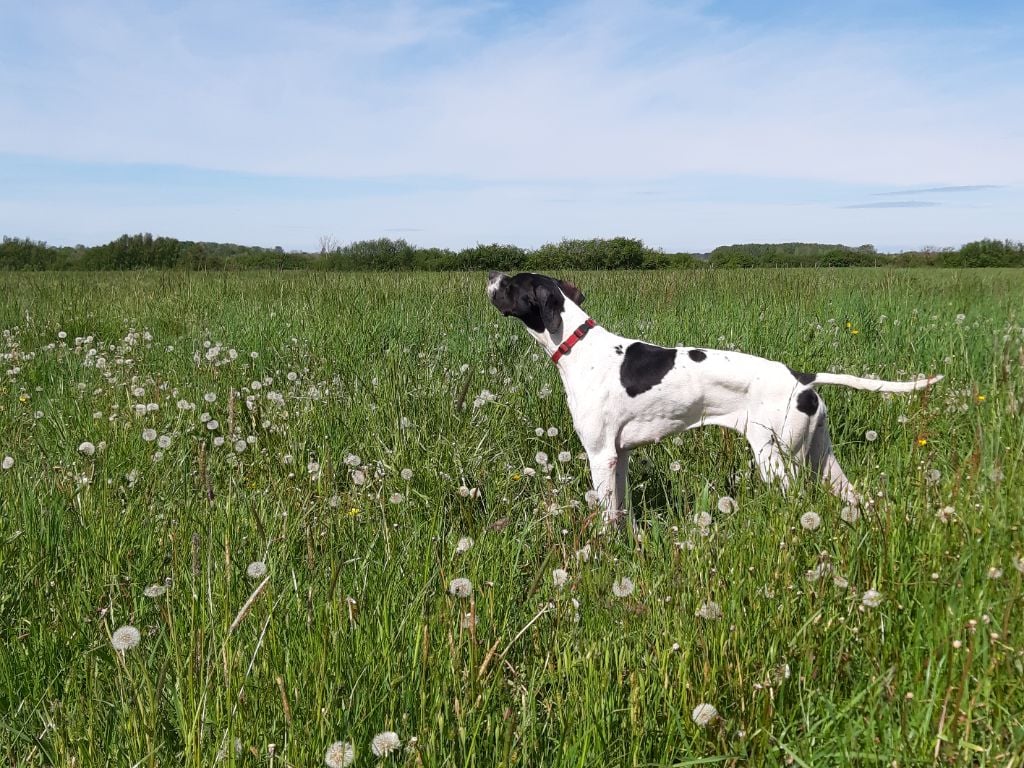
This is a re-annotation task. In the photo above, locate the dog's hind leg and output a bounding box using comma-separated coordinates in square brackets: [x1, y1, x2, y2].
[805, 412, 863, 507]
[745, 427, 792, 493]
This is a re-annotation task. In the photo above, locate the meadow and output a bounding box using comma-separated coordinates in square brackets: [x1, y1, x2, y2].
[0, 268, 1022, 767]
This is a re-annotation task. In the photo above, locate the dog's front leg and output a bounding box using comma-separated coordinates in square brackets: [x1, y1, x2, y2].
[586, 447, 630, 528]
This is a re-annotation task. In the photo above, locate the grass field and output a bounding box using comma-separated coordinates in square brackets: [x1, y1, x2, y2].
[1, 269, 1022, 767]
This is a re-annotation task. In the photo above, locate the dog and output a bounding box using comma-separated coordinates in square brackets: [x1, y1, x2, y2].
[487, 271, 942, 523]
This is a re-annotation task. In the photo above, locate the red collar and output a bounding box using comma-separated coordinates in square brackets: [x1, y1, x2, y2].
[551, 318, 597, 364]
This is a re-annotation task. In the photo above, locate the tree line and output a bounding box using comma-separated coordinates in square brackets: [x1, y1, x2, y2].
[2, 233, 1022, 271]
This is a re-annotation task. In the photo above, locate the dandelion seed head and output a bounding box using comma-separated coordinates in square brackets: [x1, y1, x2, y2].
[695, 601, 722, 620]
[669, 460, 681, 472]
[324, 740, 355, 768]
[111, 625, 141, 651]
[800, 511, 821, 531]
[246, 561, 268, 580]
[371, 731, 401, 758]
[157, 434, 171, 449]
[861, 589, 883, 608]
[987, 566, 1003, 579]
[142, 428, 157, 442]
[400, 468, 413, 481]
[449, 577, 473, 598]
[924, 468, 941, 485]
[717, 496, 737, 514]
[840, 505, 860, 524]
[455, 536, 474, 554]
[557, 451, 572, 463]
[552, 568, 569, 588]
[78, 441, 96, 456]
[611, 576, 635, 598]
[693, 511, 713, 529]
[535, 451, 549, 466]
[389, 492, 404, 504]
[2, 456, 14, 470]
[691, 703, 718, 727]
[865, 429, 878, 442]
[143, 584, 167, 598]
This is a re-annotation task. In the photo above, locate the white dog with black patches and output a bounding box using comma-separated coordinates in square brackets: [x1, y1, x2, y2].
[488, 271, 942, 524]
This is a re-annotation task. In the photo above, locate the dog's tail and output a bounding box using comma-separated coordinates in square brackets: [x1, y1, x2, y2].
[811, 372, 943, 393]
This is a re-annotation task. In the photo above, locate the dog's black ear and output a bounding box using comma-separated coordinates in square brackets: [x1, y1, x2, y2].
[558, 280, 585, 306]
[535, 282, 564, 337]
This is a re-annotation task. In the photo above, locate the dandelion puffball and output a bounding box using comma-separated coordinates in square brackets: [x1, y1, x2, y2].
[691, 703, 719, 727]
[448, 578, 473, 599]
[611, 576, 635, 598]
[552, 568, 569, 588]
[111, 625, 141, 652]
[324, 740, 355, 768]
[861, 589, 883, 608]
[370, 731, 401, 758]
[246, 561, 268, 580]
[800, 511, 821, 531]
[839, 506, 860, 524]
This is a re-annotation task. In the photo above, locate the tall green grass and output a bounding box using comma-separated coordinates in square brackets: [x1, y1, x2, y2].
[1, 269, 1021, 766]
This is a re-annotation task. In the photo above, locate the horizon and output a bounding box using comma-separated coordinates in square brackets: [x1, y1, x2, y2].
[2, 0, 1023, 252]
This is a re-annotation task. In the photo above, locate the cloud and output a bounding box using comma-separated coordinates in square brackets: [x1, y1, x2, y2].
[872, 184, 1005, 196]
[843, 201, 942, 209]
[2, 0, 1023, 187]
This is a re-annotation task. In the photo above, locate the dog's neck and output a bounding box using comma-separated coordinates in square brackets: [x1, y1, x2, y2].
[525, 301, 598, 362]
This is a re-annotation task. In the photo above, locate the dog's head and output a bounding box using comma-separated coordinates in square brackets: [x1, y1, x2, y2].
[487, 271, 585, 339]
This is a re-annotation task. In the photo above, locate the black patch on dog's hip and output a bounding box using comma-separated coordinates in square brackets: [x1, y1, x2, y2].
[688, 349, 707, 362]
[620, 343, 677, 397]
[796, 389, 819, 415]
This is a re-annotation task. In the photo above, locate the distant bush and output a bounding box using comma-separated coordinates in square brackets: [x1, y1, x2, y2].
[1, 233, 1021, 271]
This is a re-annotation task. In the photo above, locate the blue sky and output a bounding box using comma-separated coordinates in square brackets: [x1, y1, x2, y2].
[1, 0, 1022, 252]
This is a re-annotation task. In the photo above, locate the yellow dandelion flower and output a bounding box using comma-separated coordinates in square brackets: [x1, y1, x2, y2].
[850, 329, 859, 335]
[511, 473, 522, 481]
[347, 507, 359, 517]
[19, 394, 30, 403]
[977, 394, 986, 402]
[917, 438, 928, 446]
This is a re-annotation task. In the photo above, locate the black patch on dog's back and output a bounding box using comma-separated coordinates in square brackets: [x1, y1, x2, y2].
[788, 366, 817, 385]
[620, 343, 676, 397]
[796, 389, 819, 415]
[688, 349, 707, 362]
